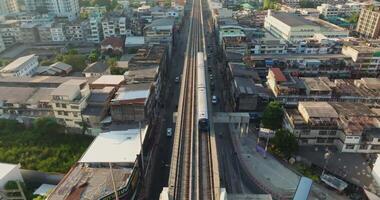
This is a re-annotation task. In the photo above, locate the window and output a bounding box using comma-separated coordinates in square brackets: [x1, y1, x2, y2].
[71, 105, 79, 110]
[64, 111, 68, 116]
[329, 130, 336, 135]
[62, 104, 67, 108]
[319, 130, 327, 135]
[327, 138, 334, 143]
[57, 111, 63, 115]
[359, 144, 368, 150]
[55, 103, 60, 107]
[372, 145, 380, 150]
[317, 138, 325, 143]
[345, 145, 355, 150]
[73, 112, 78, 117]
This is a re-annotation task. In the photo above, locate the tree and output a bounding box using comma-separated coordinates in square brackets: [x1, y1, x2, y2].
[110, 67, 127, 75]
[271, 129, 298, 158]
[88, 51, 99, 63]
[33, 117, 63, 135]
[261, 101, 283, 130]
[346, 12, 359, 24]
[106, 58, 117, 68]
[63, 54, 86, 71]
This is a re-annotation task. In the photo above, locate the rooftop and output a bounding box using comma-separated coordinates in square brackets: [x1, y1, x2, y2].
[0, 54, 37, 73]
[302, 77, 332, 91]
[79, 128, 147, 163]
[144, 18, 175, 29]
[0, 76, 87, 88]
[112, 83, 151, 102]
[91, 75, 125, 85]
[270, 12, 315, 27]
[128, 45, 166, 68]
[299, 101, 338, 118]
[0, 163, 19, 180]
[270, 68, 287, 82]
[83, 61, 108, 73]
[47, 164, 131, 200]
[0, 87, 37, 104]
[101, 37, 124, 48]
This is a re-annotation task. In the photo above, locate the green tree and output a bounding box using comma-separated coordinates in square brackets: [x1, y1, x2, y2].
[346, 12, 359, 24]
[106, 58, 117, 68]
[63, 54, 86, 71]
[110, 67, 127, 75]
[271, 129, 298, 158]
[261, 101, 283, 130]
[88, 51, 99, 63]
[33, 117, 63, 135]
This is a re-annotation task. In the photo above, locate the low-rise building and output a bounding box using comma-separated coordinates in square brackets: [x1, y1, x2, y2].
[0, 163, 26, 200]
[0, 20, 20, 47]
[110, 83, 154, 122]
[267, 68, 380, 106]
[143, 18, 174, 57]
[83, 61, 109, 78]
[0, 35, 5, 53]
[342, 44, 380, 76]
[0, 54, 38, 77]
[47, 127, 147, 200]
[100, 37, 124, 55]
[50, 79, 90, 128]
[82, 87, 116, 135]
[264, 11, 349, 42]
[284, 101, 380, 153]
[89, 75, 125, 90]
[37, 62, 72, 76]
[102, 14, 127, 38]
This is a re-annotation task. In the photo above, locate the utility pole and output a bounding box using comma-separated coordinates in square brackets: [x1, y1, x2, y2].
[109, 162, 119, 200]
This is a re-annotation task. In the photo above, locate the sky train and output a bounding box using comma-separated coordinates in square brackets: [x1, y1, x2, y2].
[196, 52, 209, 132]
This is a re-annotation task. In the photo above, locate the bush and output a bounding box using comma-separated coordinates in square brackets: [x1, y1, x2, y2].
[270, 129, 298, 158]
[110, 67, 127, 75]
[0, 119, 93, 173]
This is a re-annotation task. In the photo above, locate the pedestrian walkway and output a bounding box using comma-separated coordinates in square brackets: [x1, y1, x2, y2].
[231, 131, 349, 200]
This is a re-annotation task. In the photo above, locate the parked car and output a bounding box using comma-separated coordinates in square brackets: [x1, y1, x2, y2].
[212, 95, 218, 104]
[175, 76, 180, 83]
[167, 128, 173, 137]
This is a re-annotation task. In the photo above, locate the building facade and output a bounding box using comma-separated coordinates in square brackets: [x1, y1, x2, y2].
[24, 0, 80, 21]
[356, 6, 380, 39]
[0, 54, 38, 77]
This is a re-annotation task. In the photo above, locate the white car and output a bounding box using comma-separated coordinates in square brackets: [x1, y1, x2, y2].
[175, 76, 180, 83]
[212, 95, 218, 104]
[167, 128, 173, 137]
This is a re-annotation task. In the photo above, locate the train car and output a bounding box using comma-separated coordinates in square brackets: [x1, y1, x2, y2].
[196, 52, 209, 132]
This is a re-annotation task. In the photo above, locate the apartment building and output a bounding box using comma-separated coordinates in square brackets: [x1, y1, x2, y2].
[249, 32, 287, 55]
[102, 15, 127, 38]
[144, 18, 174, 51]
[0, 20, 20, 47]
[0, 54, 39, 77]
[88, 13, 103, 43]
[342, 44, 380, 76]
[50, 23, 66, 42]
[317, 3, 359, 18]
[267, 68, 380, 106]
[18, 24, 40, 43]
[356, 6, 380, 39]
[37, 23, 53, 42]
[284, 101, 380, 153]
[65, 20, 87, 41]
[50, 79, 90, 128]
[0, 0, 18, 15]
[24, 0, 80, 21]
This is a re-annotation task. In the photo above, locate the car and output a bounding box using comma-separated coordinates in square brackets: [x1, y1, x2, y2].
[212, 95, 218, 104]
[175, 76, 180, 83]
[167, 128, 173, 137]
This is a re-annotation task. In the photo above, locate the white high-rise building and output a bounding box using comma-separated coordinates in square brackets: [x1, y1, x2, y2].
[24, 0, 80, 21]
[0, 0, 19, 15]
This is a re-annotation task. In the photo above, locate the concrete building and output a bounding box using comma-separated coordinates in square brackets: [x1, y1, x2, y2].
[82, 87, 115, 135]
[316, 3, 359, 18]
[18, 23, 40, 43]
[37, 62, 72, 76]
[37, 23, 53, 42]
[101, 15, 127, 38]
[100, 37, 124, 55]
[50, 23, 66, 42]
[249, 32, 287, 55]
[50, 79, 90, 128]
[24, 0, 80, 21]
[0, 20, 21, 47]
[342, 44, 380, 76]
[0, 54, 39, 77]
[0, 0, 18, 15]
[89, 75, 125, 90]
[110, 83, 154, 122]
[0, 163, 23, 189]
[0, 87, 54, 120]
[143, 18, 174, 56]
[83, 61, 109, 78]
[47, 127, 146, 199]
[356, 6, 380, 39]
[88, 12, 102, 43]
[284, 102, 380, 153]
[267, 69, 380, 107]
[65, 20, 87, 41]
[264, 11, 349, 42]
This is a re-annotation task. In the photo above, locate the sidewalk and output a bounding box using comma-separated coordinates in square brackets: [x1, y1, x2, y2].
[231, 131, 349, 200]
